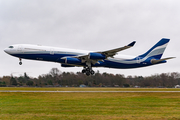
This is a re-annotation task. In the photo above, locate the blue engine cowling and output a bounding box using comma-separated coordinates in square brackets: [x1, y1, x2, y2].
[65, 57, 81, 64]
[89, 53, 106, 59]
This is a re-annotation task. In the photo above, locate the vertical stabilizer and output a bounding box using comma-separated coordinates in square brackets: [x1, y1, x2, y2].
[139, 38, 170, 59]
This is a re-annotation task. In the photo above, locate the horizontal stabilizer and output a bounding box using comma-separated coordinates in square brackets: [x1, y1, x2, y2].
[151, 57, 175, 64]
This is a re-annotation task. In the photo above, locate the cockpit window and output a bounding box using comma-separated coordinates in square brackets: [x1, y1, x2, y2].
[9, 46, 14, 48]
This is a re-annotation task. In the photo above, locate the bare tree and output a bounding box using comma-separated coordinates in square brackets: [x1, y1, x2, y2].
[49, 68, 61, 77]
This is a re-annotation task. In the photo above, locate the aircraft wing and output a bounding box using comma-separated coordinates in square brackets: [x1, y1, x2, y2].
[62, 41, 136, 64]
[97, 41, 136, 57]
[73, 41, 136, 59]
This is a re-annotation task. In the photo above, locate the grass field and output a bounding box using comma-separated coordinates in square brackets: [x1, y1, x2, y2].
[1, 87, 180, 91]
[0, 88, 180, 120]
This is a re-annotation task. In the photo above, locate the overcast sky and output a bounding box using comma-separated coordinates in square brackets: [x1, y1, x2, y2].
[0, 0, 179, 77]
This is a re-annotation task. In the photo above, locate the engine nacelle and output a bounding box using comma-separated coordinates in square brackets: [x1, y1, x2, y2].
[65, 57, 81, 64]
[89, 53, 106, 59]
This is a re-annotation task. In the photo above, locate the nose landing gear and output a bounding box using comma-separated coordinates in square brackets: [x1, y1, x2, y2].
[19, 58, 22, 65]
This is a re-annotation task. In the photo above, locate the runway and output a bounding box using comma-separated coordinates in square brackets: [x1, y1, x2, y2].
[1, 91, 180, 93]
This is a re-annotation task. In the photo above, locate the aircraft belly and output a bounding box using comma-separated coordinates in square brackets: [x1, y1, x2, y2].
[103, 60, 145, 69]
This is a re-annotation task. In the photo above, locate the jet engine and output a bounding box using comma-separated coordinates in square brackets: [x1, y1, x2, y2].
[89, 53, 106, 59]
[65, 57, 81, 64]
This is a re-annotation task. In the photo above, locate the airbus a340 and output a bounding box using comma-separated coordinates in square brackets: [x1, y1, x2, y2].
[4, 38, 175, 76]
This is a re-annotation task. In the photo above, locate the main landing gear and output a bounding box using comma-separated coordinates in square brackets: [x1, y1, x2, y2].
[19, 58, 22, 65]
[82, 67, 95, 76]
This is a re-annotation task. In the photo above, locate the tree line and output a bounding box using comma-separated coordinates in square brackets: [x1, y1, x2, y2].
[0, 68, 180, 87]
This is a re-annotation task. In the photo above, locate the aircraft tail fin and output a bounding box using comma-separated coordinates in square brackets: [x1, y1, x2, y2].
[139, 38, 170, 59]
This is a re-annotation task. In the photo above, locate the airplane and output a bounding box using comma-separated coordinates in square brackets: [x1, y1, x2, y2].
[4, 38, 175, 76]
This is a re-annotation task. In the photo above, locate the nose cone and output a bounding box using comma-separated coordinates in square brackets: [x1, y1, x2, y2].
[4, 48, 10, 54]
[4, 48, 8, 53]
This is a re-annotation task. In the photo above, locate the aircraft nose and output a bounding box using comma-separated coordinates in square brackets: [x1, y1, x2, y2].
[4, 48, 9, 54]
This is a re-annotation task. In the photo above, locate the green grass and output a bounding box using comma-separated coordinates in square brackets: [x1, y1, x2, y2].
[1, 87, 180, 91]
[0, 88, 180, 120]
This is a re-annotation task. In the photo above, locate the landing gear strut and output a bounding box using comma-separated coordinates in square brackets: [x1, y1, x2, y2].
[82, 67, 95, 76]
[19, 58, 22, 65]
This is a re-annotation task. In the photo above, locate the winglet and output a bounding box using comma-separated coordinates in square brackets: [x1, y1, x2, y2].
[128, 41, 136, 47]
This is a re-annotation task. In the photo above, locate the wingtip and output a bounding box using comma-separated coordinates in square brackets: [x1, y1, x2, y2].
[128, 41, 136, 47]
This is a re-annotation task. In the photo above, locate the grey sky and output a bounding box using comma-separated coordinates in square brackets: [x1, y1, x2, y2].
[0, 0, 179, 77]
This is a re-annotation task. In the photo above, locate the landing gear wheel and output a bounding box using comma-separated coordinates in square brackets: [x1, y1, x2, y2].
[90, 70, 95, 75]
[86, 71, 90, 76]
[82, 69, 86, 73]
[81, 66, 95, 76]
